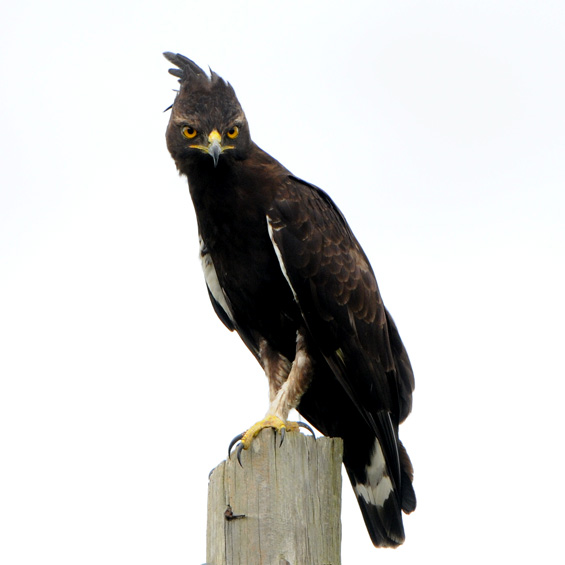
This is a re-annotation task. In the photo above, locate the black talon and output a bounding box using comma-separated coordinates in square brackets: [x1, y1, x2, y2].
[297, 421, 316, 437]
[228, 432, 245, 457]
[236, 443, 245, 467]
[279, 426, 286, 447]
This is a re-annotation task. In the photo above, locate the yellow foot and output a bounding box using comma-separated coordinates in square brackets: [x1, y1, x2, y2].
[241, 416, 293, 448]
[228, 417, 315, 466]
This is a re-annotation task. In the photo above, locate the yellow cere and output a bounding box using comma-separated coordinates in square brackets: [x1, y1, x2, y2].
[208, 130, 222, 143]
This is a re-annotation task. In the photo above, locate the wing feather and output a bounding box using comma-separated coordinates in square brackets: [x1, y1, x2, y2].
[267, 175, 414, 493]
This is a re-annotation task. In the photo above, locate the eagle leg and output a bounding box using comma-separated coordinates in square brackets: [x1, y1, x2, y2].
[227, 416, 289, 467]
[228, 330, 314, 465]
[240, 414, 290, 447]
[228, 419, 314, 459]
[227, 416, 289, 458]
[229, 418, 315, 467]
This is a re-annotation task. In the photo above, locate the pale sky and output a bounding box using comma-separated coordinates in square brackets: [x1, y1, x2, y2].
[1, 1, 564, 563]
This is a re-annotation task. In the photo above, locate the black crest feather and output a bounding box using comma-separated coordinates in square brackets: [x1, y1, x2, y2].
[163, 52, 207, 83]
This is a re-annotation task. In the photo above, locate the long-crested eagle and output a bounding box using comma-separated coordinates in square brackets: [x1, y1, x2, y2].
[163, 52, 416, 548]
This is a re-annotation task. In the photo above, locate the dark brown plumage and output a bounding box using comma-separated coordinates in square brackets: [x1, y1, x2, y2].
[164, 52, 416, 547]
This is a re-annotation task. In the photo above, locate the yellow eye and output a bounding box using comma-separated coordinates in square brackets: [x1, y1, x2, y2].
[182, 126, 197, 139]
[227, 126, 239, 139]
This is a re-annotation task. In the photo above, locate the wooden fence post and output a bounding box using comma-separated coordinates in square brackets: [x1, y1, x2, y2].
[206, 429, 343, 565]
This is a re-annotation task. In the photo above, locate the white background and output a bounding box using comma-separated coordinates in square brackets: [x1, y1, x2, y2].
[1, 1, 564, 563]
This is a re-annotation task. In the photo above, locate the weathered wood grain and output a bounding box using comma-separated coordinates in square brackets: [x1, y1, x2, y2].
[206, 429, 343, 565]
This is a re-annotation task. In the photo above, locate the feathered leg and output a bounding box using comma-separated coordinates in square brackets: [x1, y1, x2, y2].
[228, 329, 314, 462]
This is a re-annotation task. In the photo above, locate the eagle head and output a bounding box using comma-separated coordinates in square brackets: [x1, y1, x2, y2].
[164, 52, 251, 170]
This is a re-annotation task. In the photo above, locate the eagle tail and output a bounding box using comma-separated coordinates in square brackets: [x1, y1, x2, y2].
[355, 488, 404, 547]
[344, 434, 416, 548]
[296, 364, 416, 547]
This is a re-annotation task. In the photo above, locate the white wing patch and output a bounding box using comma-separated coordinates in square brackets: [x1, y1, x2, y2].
[199, 236, 235, 324]
[354, 438, 394, 507]
[266, 215, 298, 301]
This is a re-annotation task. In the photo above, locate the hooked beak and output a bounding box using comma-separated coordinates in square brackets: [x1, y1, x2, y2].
[207, 130, 222, 168]
[189, 129, 234, 167]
